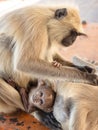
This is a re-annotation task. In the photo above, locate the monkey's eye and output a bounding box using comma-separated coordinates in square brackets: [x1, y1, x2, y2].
[55, 8, 67, 20]
[39, 92, 43, 97]
[40, 99, 44, 105]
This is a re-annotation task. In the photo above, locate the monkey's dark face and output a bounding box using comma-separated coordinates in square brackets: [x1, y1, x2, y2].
[61, 30, 87, 47]
[55, 8, 78, 47]
[54, 8, 83, 47]
[48, 7, 86, 48]
[61, 29, 78, 47]
[28, 80, 55, 113]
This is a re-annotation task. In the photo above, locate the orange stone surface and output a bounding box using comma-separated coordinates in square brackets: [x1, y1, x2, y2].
[0, 111, 49, 130]
[0, 23, 98, 130]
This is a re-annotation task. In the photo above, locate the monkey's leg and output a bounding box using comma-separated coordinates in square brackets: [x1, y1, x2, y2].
[0, 78, 24, 112]
[72, 56, 96, 68]
[72, 56, 96, 73]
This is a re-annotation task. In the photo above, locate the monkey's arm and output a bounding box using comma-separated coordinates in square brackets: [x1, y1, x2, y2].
[0, 33, 96, 85]
[0, 78, 24, 110]
[53, 54, 95, 73]
[16, 55, 97, 85]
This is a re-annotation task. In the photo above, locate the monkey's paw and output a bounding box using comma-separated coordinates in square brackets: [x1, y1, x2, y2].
[52, 61, 62, 68]
[87, 73, 98, 85]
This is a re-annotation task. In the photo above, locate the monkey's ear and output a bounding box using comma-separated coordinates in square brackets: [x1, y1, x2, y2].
[55, 8, 67, 20]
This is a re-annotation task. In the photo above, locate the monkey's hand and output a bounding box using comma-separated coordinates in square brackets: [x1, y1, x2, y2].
[52, 61, 62, 68]
[86, 73, 98, 85]
[19, 87, 28, 112]
[5, 78, 28, 112]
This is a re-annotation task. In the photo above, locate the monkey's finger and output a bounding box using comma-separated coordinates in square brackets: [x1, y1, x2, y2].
[52, 61, 62, 68]
[20, 88, 28, 112]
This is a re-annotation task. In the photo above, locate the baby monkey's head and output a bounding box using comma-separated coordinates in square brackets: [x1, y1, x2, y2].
[28, 79, 56, 113]
[47, 6, 86, 47]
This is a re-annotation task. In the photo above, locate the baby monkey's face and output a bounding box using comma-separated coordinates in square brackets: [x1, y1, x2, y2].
[28, 80, 55, 113]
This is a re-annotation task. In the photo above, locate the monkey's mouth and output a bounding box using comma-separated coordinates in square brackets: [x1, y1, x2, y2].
[61, 31, 87, 47]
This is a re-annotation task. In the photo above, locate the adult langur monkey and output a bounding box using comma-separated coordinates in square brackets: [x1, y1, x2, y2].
[53, 82, 98, 130]
[0, 5, 98, 130]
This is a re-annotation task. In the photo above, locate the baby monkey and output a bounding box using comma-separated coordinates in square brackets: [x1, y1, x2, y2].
[6, 78, 55, 113]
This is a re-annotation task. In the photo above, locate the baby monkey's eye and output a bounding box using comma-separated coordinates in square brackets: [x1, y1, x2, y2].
[40, 92, 43, 97]
[40, 99, 44, 105]
[55, 8, 67, 20]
